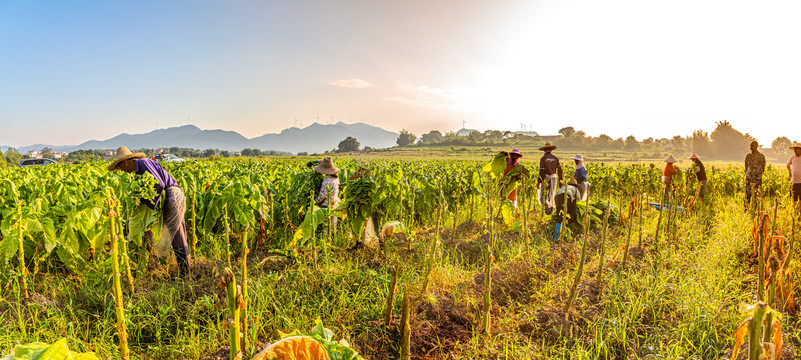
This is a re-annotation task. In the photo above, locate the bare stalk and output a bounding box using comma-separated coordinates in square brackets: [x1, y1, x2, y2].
[595, 192, 612, 286]
[16, 202, 29, 299]
[107, 200, 130, 360]
[481, 243, 493, 336]
[563, 187, 591, 316]
[241, 226, 250, 357]
[622, 197, 636, 270]
[399, 288, 411, 360]
[383, 266, 399, 327]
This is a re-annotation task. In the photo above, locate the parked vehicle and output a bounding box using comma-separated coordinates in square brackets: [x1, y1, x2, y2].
[153, 153, 185, 162]
[18, 158, 58, 167]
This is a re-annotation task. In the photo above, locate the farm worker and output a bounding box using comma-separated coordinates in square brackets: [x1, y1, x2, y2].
[537, 143, 563, 215]
[108, 147, 191, 277]
[787, 143, 801, 207]
[504, 149, 523, 207]
[310, 157, 341, 231]
[688, 154, 707, 199]
[571, 154, 588, 200]
[552, 179, 583, 242]
[662, 155, 678, 193]
[744, 140, 766, 209]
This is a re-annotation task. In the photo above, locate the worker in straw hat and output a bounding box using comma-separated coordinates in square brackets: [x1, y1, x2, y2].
[744, 140, 766, 209]
[688, 154, 707, 199]
[537, 143, 563, 215]
[662, 155, 679, 198]
[786, 142, 801, 205]
[108, 146, 191, 277]
[307, 157, 341, 231]
[571, 154, 588, 200]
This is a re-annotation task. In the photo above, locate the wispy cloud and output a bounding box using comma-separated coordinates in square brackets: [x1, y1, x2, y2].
[386, 83, 476, 112]
[328, 79, 373, 89]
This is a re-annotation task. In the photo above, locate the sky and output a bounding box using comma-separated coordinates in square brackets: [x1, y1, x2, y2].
[1, 0, 800, 148]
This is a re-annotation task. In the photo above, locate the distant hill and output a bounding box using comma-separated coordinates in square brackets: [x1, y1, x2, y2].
[13, 122, 400, 155]
[251, 122, 398, 154]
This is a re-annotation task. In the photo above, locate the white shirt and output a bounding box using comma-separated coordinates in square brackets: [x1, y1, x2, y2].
[788, 155, 801, 184]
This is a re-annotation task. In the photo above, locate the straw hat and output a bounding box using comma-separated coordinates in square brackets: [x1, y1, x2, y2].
[539, 143, 557, 151]
[108, 146, 146, 171]
[788, 142, 801, 150]
[509, 149, 523, 157]
[314, 157, 340, 175]
[688, 153, 700, 160]
[568, 178, 584, 193]
[571, 154, 584, 161]
[663, 155, 678, 164]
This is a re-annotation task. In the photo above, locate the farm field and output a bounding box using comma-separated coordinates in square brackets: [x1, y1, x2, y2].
[1, 155, 799, 360]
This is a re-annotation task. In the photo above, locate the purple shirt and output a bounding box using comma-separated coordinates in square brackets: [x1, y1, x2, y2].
[135, 158, 179, 209]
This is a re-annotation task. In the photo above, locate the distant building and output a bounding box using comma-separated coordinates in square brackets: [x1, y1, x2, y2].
[27, 150, 41, 159]
[155, 147, 169, 154]
[455, 128, 478, 137]
[513, 131, 541, 137]
[52, 152, 67, 159]
[105, 149, 115, 156]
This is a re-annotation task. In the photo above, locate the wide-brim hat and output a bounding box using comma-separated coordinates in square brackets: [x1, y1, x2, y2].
[108, 146, 146, 171]
[539, 143, 557, 151]
[509, 149, 523, 157]
[788, 142, 801, 150]
[568, 178, 584, 193]
[314, 157, 340, 175]
[663, 155, 678, 164]
[571, 154, 584, 161]
[688, 153, 700, 160]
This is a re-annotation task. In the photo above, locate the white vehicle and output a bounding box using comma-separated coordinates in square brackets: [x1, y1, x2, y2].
[154, 153, 185, 162]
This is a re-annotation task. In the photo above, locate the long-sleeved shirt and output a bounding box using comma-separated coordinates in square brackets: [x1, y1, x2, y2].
[788, 155, 801, 184]
[539, 152, 563, 184]
[745, 152, 766, 183]
[663, 163, 677, 183]
[315, 175, 340, 208]
[135, 158, 179, 209]
[693, 161, 707, 182]
[574, 163, 587, 183]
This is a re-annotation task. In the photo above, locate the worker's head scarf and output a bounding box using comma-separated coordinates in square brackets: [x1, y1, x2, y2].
[507, 149, 522, 167]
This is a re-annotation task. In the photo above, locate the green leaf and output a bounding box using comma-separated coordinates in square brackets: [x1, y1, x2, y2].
[482, 152, 508, 179]
[0, 236, 18, 264]
[290, 205, 328, 248]
[310, 317, 335, 342]
[501, 199, 515, 226]
[3, 338, 99, 360]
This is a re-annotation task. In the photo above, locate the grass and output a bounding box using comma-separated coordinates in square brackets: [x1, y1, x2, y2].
[1, 176, 799, 359]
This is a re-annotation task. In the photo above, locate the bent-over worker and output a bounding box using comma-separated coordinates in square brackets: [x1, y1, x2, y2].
[109, 146, 191, 277]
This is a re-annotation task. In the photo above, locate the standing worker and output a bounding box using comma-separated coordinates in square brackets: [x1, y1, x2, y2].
[308, 157, 341, 231]
[744, 140, 766, 209]
[504, 149, 523, 207]
[688, 154, 707, 199]
[109, 147, 191, 277]
[662, 155, 678, 192]
[538, 143, 563, 215]
[787, 143, 801, 209]
[571, 154, 588, 200]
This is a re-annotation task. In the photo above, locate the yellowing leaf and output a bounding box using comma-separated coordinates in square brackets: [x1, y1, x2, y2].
[772, 321, 782, 360]
[730, 319, 748, 360]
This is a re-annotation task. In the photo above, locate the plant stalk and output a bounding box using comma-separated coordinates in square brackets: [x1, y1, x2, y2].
[107, 200, 130, 360]
[16, 203, 29, 299]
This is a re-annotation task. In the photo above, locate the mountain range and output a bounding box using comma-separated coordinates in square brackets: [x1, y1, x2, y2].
[2, 122, 400, 155]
